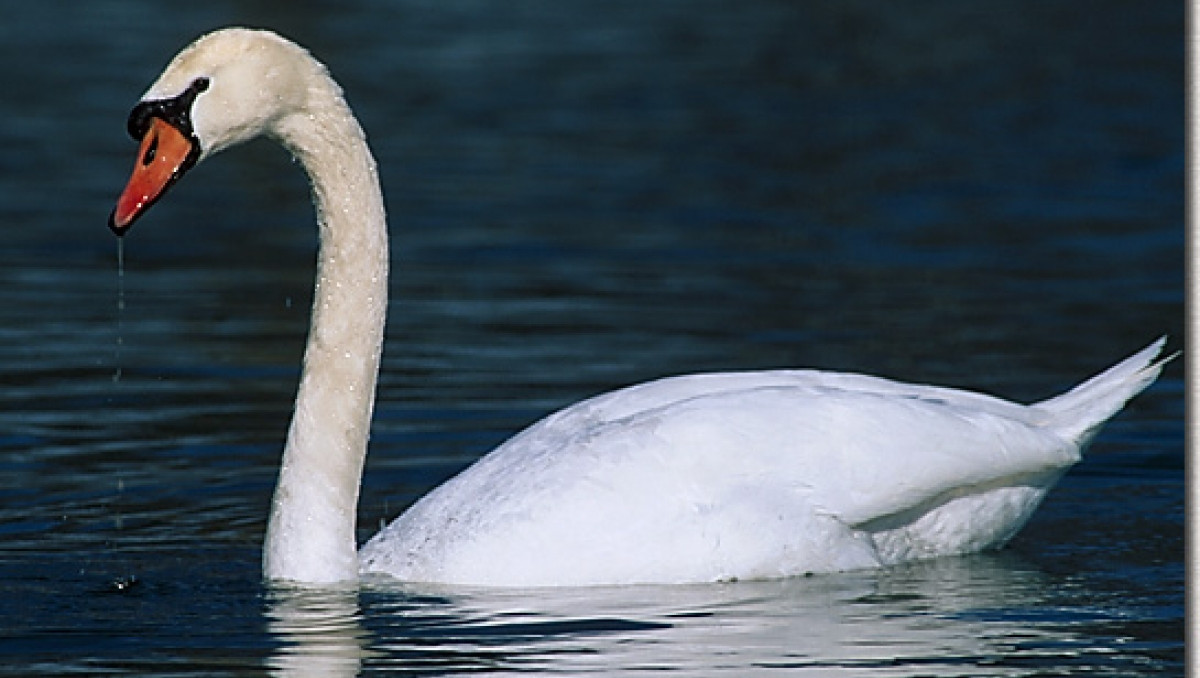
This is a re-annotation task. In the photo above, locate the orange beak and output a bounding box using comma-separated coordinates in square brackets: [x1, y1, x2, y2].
[109, 117, 198, 235]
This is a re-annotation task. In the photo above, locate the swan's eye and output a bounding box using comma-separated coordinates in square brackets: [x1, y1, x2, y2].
[141, 133, 159, 166]
[193, 77, 210, 93]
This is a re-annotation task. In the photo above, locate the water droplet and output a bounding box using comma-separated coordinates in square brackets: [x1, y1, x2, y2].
[110, 575, 139, 592]
[113, 239, 125, 384]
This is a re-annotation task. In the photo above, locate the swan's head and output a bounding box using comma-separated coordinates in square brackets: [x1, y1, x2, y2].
[109, 28, 318, 235]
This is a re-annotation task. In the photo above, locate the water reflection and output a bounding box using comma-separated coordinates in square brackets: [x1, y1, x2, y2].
[265, 584, 369, 678]
[279, 553, 1158, 676]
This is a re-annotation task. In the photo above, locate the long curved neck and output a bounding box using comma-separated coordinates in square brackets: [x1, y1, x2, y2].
[262, 71, 388, 583]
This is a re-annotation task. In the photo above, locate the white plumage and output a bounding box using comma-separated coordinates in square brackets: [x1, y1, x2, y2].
[111, 27, 1169, 587]
[361, 344, 1166, 585]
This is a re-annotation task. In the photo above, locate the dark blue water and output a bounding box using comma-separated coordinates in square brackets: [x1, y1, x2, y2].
[0, 1, 1183, 675]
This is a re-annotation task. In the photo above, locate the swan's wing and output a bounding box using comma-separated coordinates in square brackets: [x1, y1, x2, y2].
[585, 381, 1077, 527]
[526, 369, 1050, 440]
[364, 374, 1075, 584]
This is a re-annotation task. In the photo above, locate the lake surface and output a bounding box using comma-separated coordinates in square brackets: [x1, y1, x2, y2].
[0, 1, 1184, 675]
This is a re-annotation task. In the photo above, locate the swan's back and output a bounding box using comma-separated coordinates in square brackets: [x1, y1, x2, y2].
[361, 340, 1168, 586]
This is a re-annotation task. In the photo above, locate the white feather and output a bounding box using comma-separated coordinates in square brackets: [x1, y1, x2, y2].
[125, 28, 1170, 586]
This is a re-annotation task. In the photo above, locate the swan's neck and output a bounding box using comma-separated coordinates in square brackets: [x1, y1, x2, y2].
[262, 74, 388, 583]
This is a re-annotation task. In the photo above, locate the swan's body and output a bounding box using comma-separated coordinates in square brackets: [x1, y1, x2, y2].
[111, 28, 1170, 587]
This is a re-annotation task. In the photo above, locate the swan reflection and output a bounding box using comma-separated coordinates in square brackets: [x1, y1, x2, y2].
[311, 553, 1136, 675]
[265, 584, 368, 678]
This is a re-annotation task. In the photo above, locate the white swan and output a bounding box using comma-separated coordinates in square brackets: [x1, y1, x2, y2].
[109, 28, 1170, 587]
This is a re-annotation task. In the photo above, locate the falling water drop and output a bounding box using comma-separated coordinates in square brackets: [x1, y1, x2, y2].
[113, 238, 125, 384]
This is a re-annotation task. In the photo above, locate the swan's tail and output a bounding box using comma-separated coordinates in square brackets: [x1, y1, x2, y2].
[1035, 337, 1173, 446]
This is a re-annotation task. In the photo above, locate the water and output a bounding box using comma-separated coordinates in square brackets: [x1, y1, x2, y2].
[0, 0, 1183, 675]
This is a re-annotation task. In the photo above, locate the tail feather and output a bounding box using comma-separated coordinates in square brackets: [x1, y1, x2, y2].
[1035, 337, 1173, 446]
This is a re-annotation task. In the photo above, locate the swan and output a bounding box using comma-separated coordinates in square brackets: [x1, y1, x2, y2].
[109, 27, 1170, 587]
